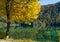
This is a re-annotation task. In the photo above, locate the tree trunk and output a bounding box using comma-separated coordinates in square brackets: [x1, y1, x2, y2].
[6, 0, 11, 39]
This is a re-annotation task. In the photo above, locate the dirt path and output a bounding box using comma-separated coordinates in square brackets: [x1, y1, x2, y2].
[0, 40, 15, 42]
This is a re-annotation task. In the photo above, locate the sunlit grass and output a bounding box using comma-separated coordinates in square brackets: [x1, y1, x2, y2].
[15, 39, 37, 42]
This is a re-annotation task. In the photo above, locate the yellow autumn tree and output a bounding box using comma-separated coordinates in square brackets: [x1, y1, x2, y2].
[0, 0, 41, 24]
[0, 0, 6, 19]
[10, 0, 41, 24]
[0, 0, 41, 39]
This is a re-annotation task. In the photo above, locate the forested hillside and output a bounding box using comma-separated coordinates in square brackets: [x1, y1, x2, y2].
[37, 2, 60, 27]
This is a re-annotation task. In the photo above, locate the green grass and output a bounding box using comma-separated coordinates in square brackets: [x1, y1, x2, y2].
[0, 27, 60, 42]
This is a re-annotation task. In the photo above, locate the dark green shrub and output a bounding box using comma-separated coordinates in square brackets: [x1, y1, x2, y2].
[0, 31, 5, 39]
[9, 27, 59, 41]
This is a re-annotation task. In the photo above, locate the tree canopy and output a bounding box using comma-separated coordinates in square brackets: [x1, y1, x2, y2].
[10, 0, 41, 24]
[0, 0, 41, 24]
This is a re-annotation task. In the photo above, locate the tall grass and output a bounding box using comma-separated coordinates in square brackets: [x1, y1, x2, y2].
[0, 27, 60, 42]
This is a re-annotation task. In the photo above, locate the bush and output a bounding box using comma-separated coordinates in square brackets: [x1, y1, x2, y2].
[9, 27, 59, 41]
[0, 27, 59, 42]
[0, 30, 5, 39]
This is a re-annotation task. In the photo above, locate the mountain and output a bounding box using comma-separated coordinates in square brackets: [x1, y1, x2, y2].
[38, 1, 60, 27]
[42, 2, 60, 15]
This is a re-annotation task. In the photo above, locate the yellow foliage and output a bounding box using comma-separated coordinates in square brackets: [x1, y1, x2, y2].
[0, 0, 41, 24]
[0, 0, 6, 16]
[10, 0, 41, 23]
